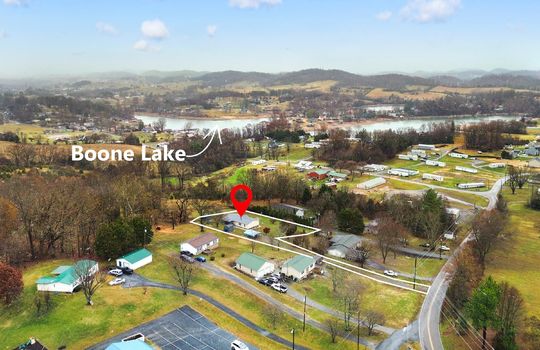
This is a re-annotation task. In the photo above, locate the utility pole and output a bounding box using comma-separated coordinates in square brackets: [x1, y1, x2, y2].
[357, 310, 361, 350]
[144, 228, 148, 247]
[413, 256, 417, 290]
[303, 295, 307, 332]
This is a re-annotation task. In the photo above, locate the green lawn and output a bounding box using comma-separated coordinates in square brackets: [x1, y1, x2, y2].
[0, 259, 185, 349]
[485, 184, 540, 317]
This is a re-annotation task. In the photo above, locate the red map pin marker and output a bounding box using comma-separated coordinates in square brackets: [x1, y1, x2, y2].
[230, 184, 253, 217]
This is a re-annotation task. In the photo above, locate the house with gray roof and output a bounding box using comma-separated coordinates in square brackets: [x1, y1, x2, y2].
[328, 234, 362, 258]
[180, 233, 219, 255]
[223, 213, 260, 229]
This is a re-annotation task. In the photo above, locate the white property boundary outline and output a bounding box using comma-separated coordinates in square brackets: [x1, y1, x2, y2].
[191, 210, 429, 295]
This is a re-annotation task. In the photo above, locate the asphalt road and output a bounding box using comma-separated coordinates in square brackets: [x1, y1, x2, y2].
[418, 176, 506, 350]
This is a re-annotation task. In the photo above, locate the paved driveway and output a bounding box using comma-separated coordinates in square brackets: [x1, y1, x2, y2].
[87, 305, 257, 350]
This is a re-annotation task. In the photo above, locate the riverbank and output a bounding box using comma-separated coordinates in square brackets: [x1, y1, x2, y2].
[136, 112, 271, 120]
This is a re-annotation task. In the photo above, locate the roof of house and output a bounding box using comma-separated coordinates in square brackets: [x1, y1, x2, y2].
[244, 229, 259, 237]
[223, 213, 258, 225]
[329, 235, 361, 256]
[118, 248, 152, 264]
[105, 340, 154, 350]
[308, 169, 329, 176]
[36, 260, 97, 285]
[236, 252, 269, 271]
[184, 233, 218, 249]
[328, 171, 347, 178]
[282, 255, 315, 272]
[51, 266, 71, 275]
[13, 338, 49, 350]
[272, 203, 305, 211]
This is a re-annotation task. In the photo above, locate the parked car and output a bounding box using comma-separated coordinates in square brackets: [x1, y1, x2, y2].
[108, 277, 125, 286]
[180, 250, 193, 257]
[258, 278, 272, 286]
[109, 269, 123, 277]
[231, 340, 249, 350]
[439, 245, 450, 251]
[271, 283, 288, 293]
[119, 266, 134, 275]
[181, 254, 195, 263]
[195, 256, 206, 262]
[419, 243, 430, 248]
[384, 270, 398, 277]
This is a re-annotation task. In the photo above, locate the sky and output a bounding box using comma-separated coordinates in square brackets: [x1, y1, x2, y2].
[0, 0, 539, 78]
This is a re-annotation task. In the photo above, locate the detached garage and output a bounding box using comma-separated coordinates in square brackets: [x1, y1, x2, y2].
[116, 248, 152, 270]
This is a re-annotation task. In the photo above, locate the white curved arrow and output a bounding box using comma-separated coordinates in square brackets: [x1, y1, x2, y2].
[185, 126, 222, 158]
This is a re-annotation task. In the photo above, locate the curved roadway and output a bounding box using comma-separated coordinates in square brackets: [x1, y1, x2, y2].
[418, 176, 506, 350]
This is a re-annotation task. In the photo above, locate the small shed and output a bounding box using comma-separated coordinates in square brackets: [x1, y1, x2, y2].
[244, 229, 260, 239]
[116, 248, 152, 270]
[235, 252, 275, 279]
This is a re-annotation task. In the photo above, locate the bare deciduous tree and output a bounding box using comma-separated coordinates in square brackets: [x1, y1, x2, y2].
[262, 304, 284, 329]
[376, 217, 404, 264]
[471, 210, 506, 266]
[365, 310, 385, 336]
[169, 256, 198, 295]
[324, 318, 341, 343]
[73, 260, 105, 306]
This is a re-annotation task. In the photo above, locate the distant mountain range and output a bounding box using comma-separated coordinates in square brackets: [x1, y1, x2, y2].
[186, 68, 540, 90]
[3, 68, 540, 91]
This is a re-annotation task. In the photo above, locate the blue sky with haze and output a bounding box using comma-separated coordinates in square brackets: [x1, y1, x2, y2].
[0, 0, 538, 78]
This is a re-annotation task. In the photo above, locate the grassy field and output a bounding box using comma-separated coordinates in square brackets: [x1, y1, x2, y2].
[0, 259, 186, 349]
[294, 271, 423, 329]
[485, 184, 540, 316]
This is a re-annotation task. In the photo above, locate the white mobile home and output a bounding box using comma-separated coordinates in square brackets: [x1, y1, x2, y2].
[36, 260, 99, 293]
[426, 160, 446, 167]
[449, 152, 469, 159]
[417, 144, 436, 150]
[411, 149, 427, 156]
[488, 163, 506, 168]
[235, 252, 275, 279]
[357, 177, 386, 190]
[455, 166, 478, 174]
[457, 182, 485, 189]
[363, 164, 388, 172]
[388, 168, 419, 177]
[180, 233, 219, 255]
[398, 154, 418, 161]
[116, 248, 152, 270]
[422, 173, 444, 182]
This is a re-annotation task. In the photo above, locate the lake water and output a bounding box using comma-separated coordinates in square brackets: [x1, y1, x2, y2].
[135, 115, 269, 130]
[135, 114, 520, 133]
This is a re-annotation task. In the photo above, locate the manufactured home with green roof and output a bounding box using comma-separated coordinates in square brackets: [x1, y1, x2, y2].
[235, 252, 275, 279]
[116, 248, 152, 270]
[281, 255, 316, 281]
[36, 260, 98, 293]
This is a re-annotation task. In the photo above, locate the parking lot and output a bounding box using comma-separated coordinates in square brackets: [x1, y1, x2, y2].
[88, 305, 257, 350]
